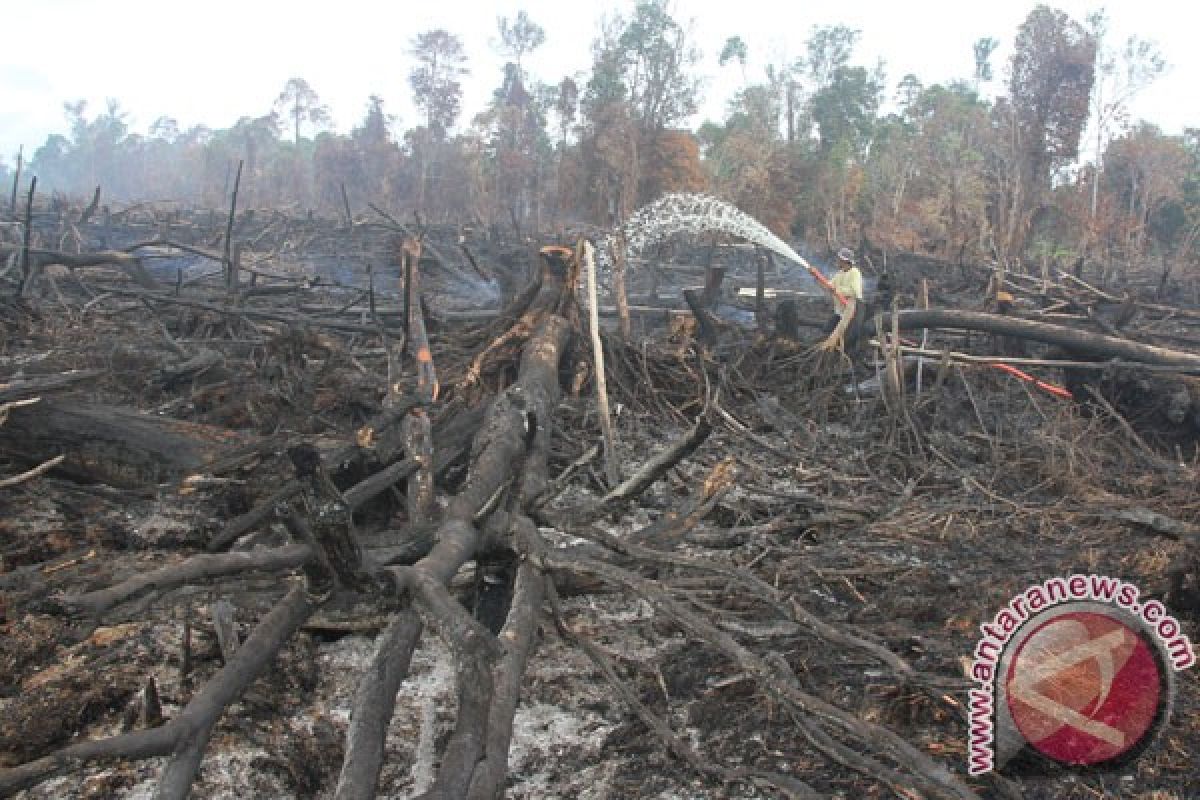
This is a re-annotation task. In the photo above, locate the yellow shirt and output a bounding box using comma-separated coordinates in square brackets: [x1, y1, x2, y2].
[830, 266, 863, 315]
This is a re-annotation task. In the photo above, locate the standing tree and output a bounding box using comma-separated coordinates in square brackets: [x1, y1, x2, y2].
[409, 30, 468, 139]
[495, 10, 545, 76]
[1148, 129, 1200, 290]
[1103, 124, 1189, 263]
[483, 11, 549, 231]
[353, 95, 403, 205]
[230, 113, 280, 207]
[615, 0, 701, 135]
[477, 62, 549, 233]
[552, 76, 579, 220]
[1084, 10, 1166, 219]
[719, 35, 749, 83]
[909, 83, 993, 259]
[273, 78, 331, 144]
[810, 65, 883, 156]
[56, 98, 132, 196]
[803, 24, 861, 94]
[973, 37, 999, 89]
[705, 38, 797, 235]
[796, 26, 881, 247]
[580, 0, 701, 219]
[409, 29, 469, 216]
[1001, 5, 1096, 257]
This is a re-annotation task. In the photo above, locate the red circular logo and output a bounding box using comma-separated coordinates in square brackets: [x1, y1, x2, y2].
[1004, 610, 1164, 766]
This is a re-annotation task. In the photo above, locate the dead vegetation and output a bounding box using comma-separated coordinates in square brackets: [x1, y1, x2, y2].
[1, 198, 1198, 800]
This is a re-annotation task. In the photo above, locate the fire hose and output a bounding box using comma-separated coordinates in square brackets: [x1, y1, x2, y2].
[795, 256, 850, 307]
[890, 336, 1073, 400]
[988, 362, 1073, 399]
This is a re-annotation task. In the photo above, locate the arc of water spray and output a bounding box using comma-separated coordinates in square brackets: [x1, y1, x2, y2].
[597, 193, 849, 306]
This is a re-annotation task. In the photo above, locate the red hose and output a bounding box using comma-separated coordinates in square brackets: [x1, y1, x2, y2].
[989, 362, 1073, 399]
[804, 264, 849, 306]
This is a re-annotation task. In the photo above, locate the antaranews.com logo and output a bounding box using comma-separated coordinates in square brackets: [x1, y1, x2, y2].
[967, 574, 1195, 775]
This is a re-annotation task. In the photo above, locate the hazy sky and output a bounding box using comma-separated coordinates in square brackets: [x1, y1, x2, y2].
[2, 0, 1196, 164]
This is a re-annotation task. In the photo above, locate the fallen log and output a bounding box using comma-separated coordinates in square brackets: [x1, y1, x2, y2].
[0, 453, 65, 488]
[0, 397, 249, 488]
[439, 303, 692, 326]
[0, 370, 104, 404]
[463, 522, 545, 799]
[101, 286, 406, 336]
[1, 244, 158, 289]
[1113, 507, 1200, 545]
[895, 309, 1200, 370]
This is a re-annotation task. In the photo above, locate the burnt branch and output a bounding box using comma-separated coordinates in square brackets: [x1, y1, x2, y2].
[62, 544, 314, 618]
[464, 516, 547, 800]
[544, 554, 980, 800]
[600, 412, 713, 506]
[333, 611, 424, 800]
[547, 581, 822, 799]
[0, 585, 319, 798]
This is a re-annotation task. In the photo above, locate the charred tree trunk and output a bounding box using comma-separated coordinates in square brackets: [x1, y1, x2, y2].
[683, 289, 720, 348]
[16, 177, 36, 296]
[755, 249, 770, 333]
[405, 240, 438, 404]
[701, 265, 725, 309]
[0, 398, 249, 488]
[610, 233, 632, 342]
[895, 309, 1200, 370]
[223, 160, 242, 289]
[80, 186, 102, 225]
[0, 244, 158, 289]
[775, 296, 800, 341]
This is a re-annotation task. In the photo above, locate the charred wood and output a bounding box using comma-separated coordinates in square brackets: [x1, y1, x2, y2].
[0, 398, 249, 488]
[0, 586, 319, 798]
[896, 309, 1200, 370]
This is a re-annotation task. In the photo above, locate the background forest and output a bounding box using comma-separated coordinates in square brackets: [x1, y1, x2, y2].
[4, 1, 1197, 284]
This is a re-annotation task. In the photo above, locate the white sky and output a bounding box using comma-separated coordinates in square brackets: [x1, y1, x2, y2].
[2, 0, 1196, 165]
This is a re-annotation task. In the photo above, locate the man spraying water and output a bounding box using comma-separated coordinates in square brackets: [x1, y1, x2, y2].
[823, 247, 863, 336]
[597, 193, 866, 348]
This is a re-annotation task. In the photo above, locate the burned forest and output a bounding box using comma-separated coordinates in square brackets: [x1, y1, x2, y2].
[1, 180, 1198, 800]
[3, 2, 1200, 799]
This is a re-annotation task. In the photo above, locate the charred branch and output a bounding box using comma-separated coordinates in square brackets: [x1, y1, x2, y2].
[62, 544, 314, 618]
[0, 585, 319, 798]
[333, 611, 424, 800]
[543, 554, 980, 800]
[601, 413, 712, 507]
